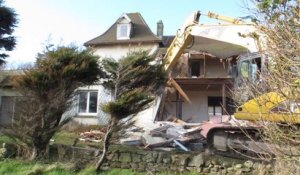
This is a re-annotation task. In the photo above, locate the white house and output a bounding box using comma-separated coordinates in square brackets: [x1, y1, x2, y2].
[72, 13, 163, 125]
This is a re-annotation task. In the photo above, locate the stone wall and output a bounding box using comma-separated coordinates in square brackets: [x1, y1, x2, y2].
[106, 150, 273, 174]
[1, 143, 273, 174]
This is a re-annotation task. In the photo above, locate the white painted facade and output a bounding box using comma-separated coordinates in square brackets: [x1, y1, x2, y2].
[93, 43, 160, 60]
[63, 84, 111, 125]
[72, 44, 160, 125]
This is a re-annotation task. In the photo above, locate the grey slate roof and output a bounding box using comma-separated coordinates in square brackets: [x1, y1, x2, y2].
[161, 35, 175, 47]
[85, 13, 162, 46]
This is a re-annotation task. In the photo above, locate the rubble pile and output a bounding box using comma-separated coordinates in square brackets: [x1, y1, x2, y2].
[79, 129, 107, 143]
[123, 117, 207, 152]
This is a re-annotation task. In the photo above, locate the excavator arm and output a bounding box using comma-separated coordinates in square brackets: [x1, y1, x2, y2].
[162, 11, 256, 104]
[163, 11, 200, 72]
[162, 11, 201, 104]
[158, 10, 255, 108]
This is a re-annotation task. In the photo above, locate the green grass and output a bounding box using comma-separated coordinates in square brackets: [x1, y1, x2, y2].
[0, 159, 200, 175]
[0, 159, 144, 175]
[51, 131, 78, 146]
[0, 131, 98, 148]
[51, 131, 100, 148]
[0, 159, 143, 175]
[0, 135, 15, 145]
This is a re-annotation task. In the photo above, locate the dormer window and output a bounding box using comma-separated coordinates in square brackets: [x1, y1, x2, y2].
[117, 23, 131, 39]
[117, 14, 132, 40]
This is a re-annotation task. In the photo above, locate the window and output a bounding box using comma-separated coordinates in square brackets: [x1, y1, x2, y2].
[189, 59, 201, 77]
[120, 24, 128, 37]
[251, 57, 262, 83]
[78, 91, 98, 114]
[238, 57, 262, 83]
[190, 60, 201, 77]
[240, 61, 249, 78]
[208, 97, 223, 116]
[117, 23, 131, 40]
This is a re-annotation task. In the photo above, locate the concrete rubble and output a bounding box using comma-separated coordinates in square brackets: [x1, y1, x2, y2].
[121, 117, 208, 152]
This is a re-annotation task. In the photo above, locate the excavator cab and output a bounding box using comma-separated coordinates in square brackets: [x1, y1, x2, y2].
[232, 52, 268, 103]
[235, 52, 265, 87]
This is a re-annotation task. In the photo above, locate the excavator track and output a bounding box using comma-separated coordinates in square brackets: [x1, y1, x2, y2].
[204, 126, 273, 160]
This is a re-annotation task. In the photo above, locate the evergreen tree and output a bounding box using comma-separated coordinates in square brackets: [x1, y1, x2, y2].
[0, 0, 17, 65]
[96, 51, 166, 170]
[3, 46, 105, 160]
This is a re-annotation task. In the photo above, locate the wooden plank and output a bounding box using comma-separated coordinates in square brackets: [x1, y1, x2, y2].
[175, 91, 183, 119]
[203, 53, 206, 77]
[169, 78, 192, 104]
[144, 138, 175, 148]
[173, 140, 189, 151]
[149, 125, 171, 135]
[157, 88, 167, 121]
[174, 77, 234, 85]
[166, 116, 186, 124]
[222, 84, 226, 115]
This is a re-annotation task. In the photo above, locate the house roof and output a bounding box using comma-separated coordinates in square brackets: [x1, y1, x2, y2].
[85, 13, 162, 46]
[0, 70, 23, 96]
[0, 70, 23, 87]
[161, 35, 175, 47]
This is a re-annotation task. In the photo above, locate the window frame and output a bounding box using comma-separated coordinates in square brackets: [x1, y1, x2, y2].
[117, 23, 131, 40]
[78, 90, 98, 116]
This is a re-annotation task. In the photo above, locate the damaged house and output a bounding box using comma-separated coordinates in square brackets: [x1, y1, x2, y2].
[159, 51, 235, 123]
[154, 13, 258, 124]
[130, 11, 261, 150]
[0, 11, 258, 128]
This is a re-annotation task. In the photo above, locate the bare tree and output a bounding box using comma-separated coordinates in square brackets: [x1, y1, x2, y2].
[233, 0, 300, 173]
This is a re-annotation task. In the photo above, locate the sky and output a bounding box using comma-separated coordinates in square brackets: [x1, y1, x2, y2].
[4, 0, 252, 69]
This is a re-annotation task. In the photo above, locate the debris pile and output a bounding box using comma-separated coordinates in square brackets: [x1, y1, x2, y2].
[123, 117, 207, 152]
[79, 128, 107, 143]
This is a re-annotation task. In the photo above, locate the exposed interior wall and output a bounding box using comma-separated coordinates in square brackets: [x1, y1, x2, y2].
[164, 53, 231, 123]
[172, 55, 229, 78]
[200, 59, 228, 78]
[164, 90, 223, 123]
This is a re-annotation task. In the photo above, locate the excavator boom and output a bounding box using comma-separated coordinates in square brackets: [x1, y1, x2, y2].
[163, 11, 200, 71]
[206, 11, 245, 24]
[163, 11, 257, 72]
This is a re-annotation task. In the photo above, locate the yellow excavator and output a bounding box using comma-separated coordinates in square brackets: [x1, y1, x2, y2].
[163, 11, 300, 157]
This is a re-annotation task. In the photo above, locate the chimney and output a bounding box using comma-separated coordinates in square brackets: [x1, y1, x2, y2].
[157, 20, 163, 38]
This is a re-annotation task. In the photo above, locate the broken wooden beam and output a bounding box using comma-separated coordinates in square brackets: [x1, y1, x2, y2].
[168, 78, 192, 104]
